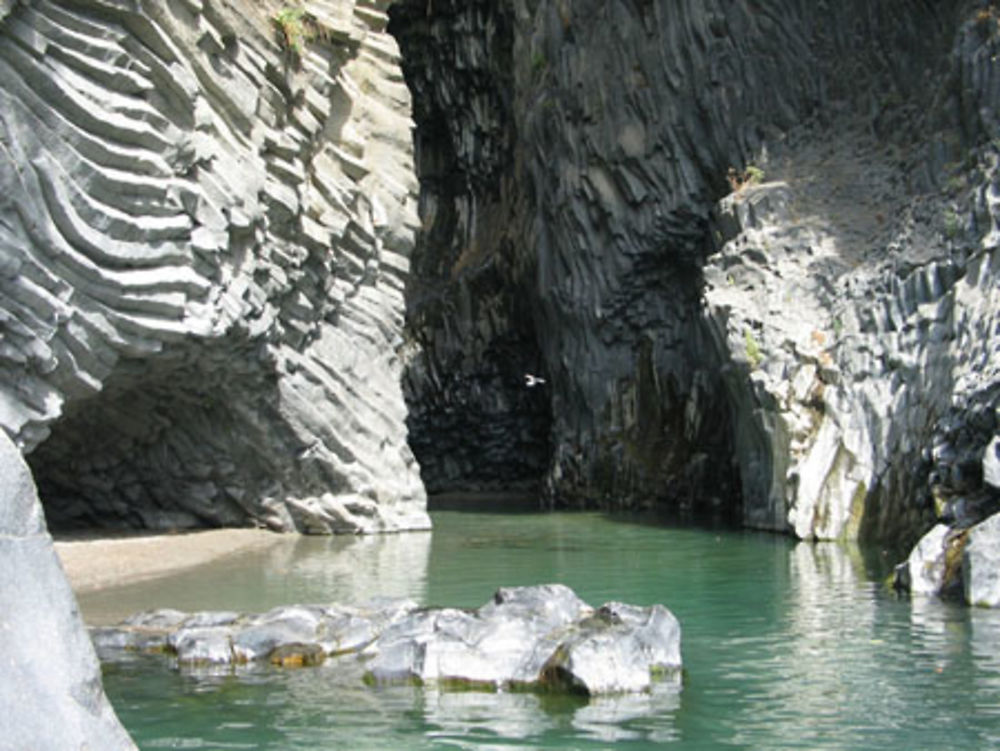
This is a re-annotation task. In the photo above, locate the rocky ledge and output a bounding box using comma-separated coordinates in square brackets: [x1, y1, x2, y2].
[92, 583, 682, 695]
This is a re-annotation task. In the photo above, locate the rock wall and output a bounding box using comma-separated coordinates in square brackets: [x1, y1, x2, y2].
[702, 6, 1000, 541]
[0, 0, 428, 533]
[392, 0, 1000, 541]
[0, 429, 135, 750]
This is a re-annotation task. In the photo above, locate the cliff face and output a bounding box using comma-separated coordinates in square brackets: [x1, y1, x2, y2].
[3, 0, 1000, 549]
[0, 0, 428, 533]
[392, 0, 1000, 541]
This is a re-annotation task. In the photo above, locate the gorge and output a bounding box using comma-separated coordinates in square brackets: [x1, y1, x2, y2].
[4, 0, 1000, 547]
[5, 0, 1000, 747]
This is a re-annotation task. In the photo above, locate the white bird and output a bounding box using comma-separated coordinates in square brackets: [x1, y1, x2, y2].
[524, 374, 546, 387]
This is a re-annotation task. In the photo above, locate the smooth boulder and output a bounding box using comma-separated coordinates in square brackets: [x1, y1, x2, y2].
[0, 431, 136, 751]
[964, 512, 1000, 607]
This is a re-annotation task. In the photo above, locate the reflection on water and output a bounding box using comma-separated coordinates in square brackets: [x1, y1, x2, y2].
[99, 512, 1000, 750]
[79, 531, 432, 624]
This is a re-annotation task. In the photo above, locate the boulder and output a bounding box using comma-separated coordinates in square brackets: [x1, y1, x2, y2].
[93, 585, 682, 696]
[964, 512, 1000, 607]
[893, 524, 952, 596]
[0, 431, 135, 751]
[983, 436, 1000, 491]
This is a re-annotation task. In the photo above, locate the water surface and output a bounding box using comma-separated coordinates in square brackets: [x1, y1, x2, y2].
[91, 511, 1000, 749]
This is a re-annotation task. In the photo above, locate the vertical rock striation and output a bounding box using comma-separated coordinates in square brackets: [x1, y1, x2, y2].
[0, 0, 428, 532]
[392, 0, 1000, 544]
[390, 0, 551, 498]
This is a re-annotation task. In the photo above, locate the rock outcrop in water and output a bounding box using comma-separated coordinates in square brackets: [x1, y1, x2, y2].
[0, 430, 135, 750]
[0, 0, 427, 533]
[390, 0, 1000, 546]
[92, 584, 683, 695]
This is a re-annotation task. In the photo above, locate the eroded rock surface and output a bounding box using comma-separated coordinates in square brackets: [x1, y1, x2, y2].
[93, 584, 682, 695]
[391, 0, 1000, 547]
[0, 0, 428, 533]
[0, 428, 135, 750]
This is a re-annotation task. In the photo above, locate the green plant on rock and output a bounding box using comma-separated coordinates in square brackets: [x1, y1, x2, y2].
[273, 4, 311, 60]
[532, 50, 547, 74]
[727, 164, 765, 192]
[743, 327, 763, 369]
[943, 207, 961, 239]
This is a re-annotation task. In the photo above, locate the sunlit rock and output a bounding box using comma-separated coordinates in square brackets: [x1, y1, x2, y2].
[893, 524, 956, 597]
[93, 585, 682, 695]
[0, 430, 135, 750]
[964, 512, 1000, 607]
[0, 0, 428, 534]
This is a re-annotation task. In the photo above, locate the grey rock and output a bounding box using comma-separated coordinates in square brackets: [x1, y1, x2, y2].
[170, 626, 234, 665]
[390, 0, 1000, 549]
[0, 431, 135, 751]
[94, 585, 682, 695]
[982, 436, 1000, 490]
[964, 512, 1000, 607]
[893, 524, 957, 597]
[0, 0, 428, 534]
[896, 510, 1000, 608]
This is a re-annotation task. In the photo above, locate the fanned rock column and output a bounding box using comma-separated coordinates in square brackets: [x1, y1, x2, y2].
[0, 0, 428, 533]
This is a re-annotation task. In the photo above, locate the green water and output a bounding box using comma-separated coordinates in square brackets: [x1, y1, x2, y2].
[91, 511, 1000, 749]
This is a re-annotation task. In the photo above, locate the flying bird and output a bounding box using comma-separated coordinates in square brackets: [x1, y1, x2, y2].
[524, 374, 546, 387]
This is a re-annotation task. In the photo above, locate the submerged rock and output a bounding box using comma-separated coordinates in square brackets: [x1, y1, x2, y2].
[93, 584, 682, 695]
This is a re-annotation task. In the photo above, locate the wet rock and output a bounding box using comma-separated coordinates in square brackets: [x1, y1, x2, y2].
[895, 509, 1000, 608]
[94, 585, 682, 695]
[537, 603, 682, 694]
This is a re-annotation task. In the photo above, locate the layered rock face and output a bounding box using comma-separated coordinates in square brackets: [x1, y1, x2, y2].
[0, 0, 428, 532]
[392, 0, 1000, 542]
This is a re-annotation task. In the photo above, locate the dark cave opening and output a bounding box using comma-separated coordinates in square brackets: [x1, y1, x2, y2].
[27, 343, 281, 533]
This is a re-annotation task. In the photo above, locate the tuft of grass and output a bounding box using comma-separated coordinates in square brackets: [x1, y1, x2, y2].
[943, 207, 961, 239]
[273, 5, 312, 60]
[727, 164, 765, 192]
[743, 328, 763, 369]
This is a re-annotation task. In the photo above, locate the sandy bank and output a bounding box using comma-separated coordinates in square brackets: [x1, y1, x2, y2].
[54, 528, 285, 593]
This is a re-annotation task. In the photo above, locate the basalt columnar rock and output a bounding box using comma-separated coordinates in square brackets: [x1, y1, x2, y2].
[0, 0, 428, 533]
[92, 584, 683, 695]
[5, 0, 1000, 555]
[0, 430, 135, 750]
[390, 0, 1000, 545]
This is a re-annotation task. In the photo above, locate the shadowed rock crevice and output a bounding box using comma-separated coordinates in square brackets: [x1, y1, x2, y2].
[391, 0, 553, 498]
